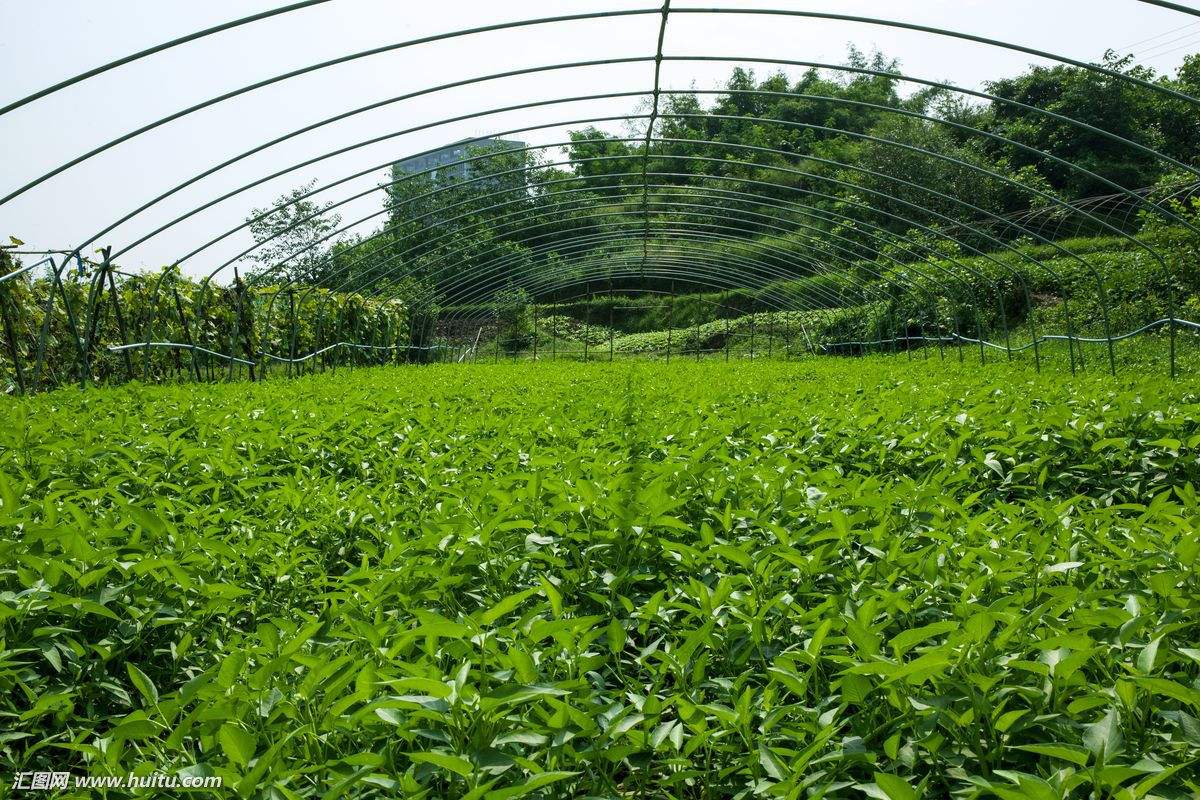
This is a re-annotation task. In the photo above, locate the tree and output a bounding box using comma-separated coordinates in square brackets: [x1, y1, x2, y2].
[243, 180, 342, 285]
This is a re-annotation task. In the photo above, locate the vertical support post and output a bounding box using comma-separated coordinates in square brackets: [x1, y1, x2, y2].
[533, 305, 538, 362]
[767, 309, 774, 359]
[694, 303, 700, 362]
[141, 276, 158, 382]
[82, 247, 113, 385]
[583, 284, 590, 363]
[172, 283, 202, 382]
[54, 265, 87, 388]
[106, 266, 134, 381]
[31, 257, 59, 392]
[229, 283, 243, 383]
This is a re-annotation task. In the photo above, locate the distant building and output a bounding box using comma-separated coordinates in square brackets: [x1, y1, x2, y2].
[392, 137, 527, 186]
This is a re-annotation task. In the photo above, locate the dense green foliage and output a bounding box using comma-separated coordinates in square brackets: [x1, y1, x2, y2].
[3, 359, 1199, 797]
[0, 264, 409, 393]
[271, 50, 1200, 316]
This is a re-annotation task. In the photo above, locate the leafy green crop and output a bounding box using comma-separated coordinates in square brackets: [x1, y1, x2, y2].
[1, 358, 1198, 798]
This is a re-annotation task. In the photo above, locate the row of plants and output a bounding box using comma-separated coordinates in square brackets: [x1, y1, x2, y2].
[461, 210, 1199, 361]
[0, 261, 412, 393]
[1, 358, 1198, 797]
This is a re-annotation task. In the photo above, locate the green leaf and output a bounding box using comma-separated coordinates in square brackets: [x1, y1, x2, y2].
[481, 587, 539, 625]
[1084, 709, 1124, 761]
[538, 576, 562, 617]
[607, 619, 626, 655]
[128, 505, 167, 536]
[406, 751, 473, 777]
[126, 663, 158, 707]
[758, 742, 788, 781]
[873, 772, 917, 800]
[888, 620, 958, 655]
[375, 708, 404, 725]
[1014, 743, 1090, 766]
[712, 544, 753, 569]
[484, 770, 578, 799]
[1137, 636, 1163, 674]
[1134, 677, 1200, 709]
[219, 724, 257, 768]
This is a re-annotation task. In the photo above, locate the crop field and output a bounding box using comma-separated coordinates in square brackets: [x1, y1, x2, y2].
[2, 359, 1199, 798]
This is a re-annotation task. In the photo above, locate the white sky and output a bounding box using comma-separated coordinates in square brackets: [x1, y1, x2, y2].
[1, 0, 1197, 281]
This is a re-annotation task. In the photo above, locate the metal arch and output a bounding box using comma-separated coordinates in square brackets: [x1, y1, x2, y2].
[456, 282, 842, 361]
[442, 254, 858, 321]
[152, 122, 1099, 379]
[290, 215, 924, 330]
[7, 14, 1190, 267]
[443, 258, 916, 360]
[289, 174, 1001, 304]
[147, 112, 1113, 376]
[379, 223, 963, 340]
[267, 224, 885, 343]
[201, 94, 1147, 328]
[509, 285, 785, 336]
[290, 158, 1037, 317]
[86, 60, 1200, 272]
[0, 0, 334, 117]
[433, 237, 906, 322]
[316, 194, 994, 336]
[453, 261, 846, 343]
[235, 139, 1083, 347]
[228, 156, 1065, 367]
[230, 133, 1063, 301]
[0, 8, 664, 208]
[152, 77, 1191, 283]
[263, 183, 994, 342]
[257, 187, 992, 363]
[1136, 0, 1200, 16]
[8, 1, 1198, 221]
[508, 283, 860, 361]
[443, 253, 836, 318]
[463, 261, 897, 360]
[423, 230, 960, 347]
[7, 10, 1190, 381]
[8, 3, 1200, 386]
